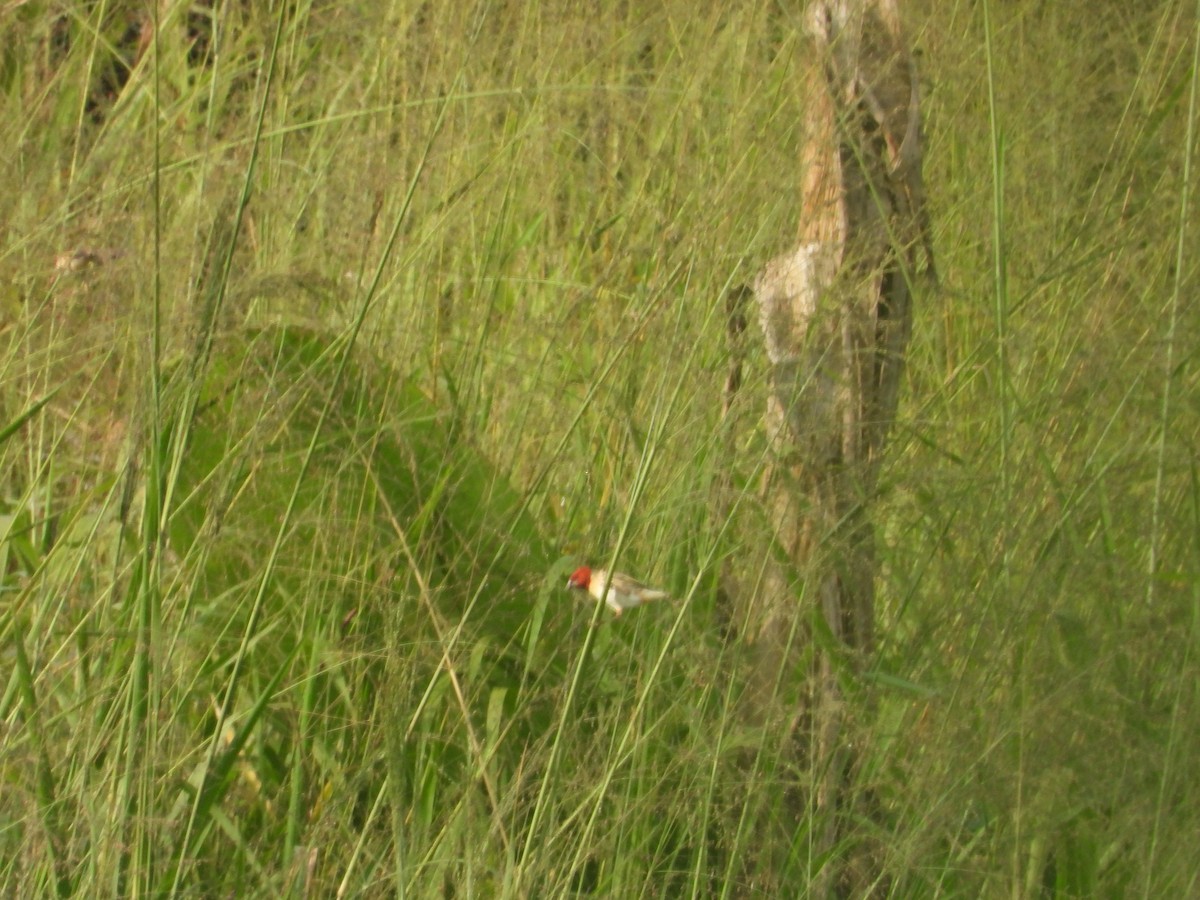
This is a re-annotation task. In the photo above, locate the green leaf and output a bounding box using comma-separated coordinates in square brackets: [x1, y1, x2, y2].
[0, 389, 58, 448]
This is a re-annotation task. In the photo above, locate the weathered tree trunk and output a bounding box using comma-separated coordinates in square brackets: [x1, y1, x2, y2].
[746, 0, 931, 894]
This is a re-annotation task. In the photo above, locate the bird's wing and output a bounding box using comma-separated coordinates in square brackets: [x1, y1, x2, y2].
[610, 571, 668, 599]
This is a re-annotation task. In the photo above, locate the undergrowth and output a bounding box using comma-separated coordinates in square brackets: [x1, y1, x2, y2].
[1, 1, 1197, 897]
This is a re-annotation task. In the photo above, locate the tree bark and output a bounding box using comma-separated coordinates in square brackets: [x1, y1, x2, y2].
[747, 0, 931, 894]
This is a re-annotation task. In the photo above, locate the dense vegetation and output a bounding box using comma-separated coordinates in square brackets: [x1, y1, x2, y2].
[2, 2, 1196, 896]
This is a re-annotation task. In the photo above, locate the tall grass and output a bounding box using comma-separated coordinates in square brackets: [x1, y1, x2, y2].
[1, 1, 1197, 896]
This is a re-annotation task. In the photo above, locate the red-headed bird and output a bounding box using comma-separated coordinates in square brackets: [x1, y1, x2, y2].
[566, 565, 669, 616]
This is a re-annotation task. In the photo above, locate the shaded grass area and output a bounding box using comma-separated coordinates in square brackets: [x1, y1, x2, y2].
[1, 1, 1197, 896]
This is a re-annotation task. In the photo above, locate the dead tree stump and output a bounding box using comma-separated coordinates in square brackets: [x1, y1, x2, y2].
[744, 0, 932, 894]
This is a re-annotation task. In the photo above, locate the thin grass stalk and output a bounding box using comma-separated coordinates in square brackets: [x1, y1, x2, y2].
[115, 3, 169, 892]
[284, 611, 321, 868]
[337, 774, 391, 899]
[980, 5, 1026, 894]
[12, 637, 72, 897]
[1142, 4, 1200, 893]
[166, 4, 290, 887]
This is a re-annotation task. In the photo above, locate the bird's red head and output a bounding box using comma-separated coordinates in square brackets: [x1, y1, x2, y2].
[567, 566, 592, 589]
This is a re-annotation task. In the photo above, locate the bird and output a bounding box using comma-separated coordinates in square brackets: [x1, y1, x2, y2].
[566, 565, 669, 617]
